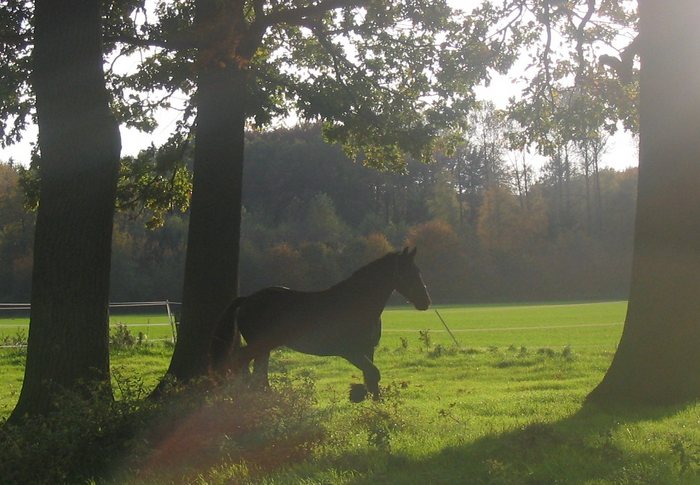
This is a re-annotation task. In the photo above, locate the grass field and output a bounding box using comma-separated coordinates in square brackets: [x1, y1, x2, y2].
[2, 301, 700, 484]
[0, 309, 178, 343]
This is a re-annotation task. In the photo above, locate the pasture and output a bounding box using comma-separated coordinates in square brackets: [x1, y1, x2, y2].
[2, 301, 699, 484]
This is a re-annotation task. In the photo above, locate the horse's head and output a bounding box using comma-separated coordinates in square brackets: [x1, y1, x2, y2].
[394, 247, 431, 311]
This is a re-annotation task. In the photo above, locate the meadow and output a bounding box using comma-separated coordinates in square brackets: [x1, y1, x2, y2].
[1, 301, 699, 484]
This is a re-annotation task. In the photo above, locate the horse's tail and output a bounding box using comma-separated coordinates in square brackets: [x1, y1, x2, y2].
[210, 297, 245, 373]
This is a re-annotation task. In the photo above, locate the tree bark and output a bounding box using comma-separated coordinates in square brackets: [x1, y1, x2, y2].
[587, 0, 700, 405]
[162, 1, 247, 382]
[11, 0, 120, 419]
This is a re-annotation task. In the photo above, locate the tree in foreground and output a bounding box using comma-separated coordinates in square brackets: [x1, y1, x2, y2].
[587, 0, 700, 405]
[10, 0, 121, 419]
[113, 0, 502, 383]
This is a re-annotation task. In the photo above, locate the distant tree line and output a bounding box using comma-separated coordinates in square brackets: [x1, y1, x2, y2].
[1, 122, 636, 304]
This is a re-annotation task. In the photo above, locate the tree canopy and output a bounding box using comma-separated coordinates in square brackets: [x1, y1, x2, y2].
[101, 0, 508, 171]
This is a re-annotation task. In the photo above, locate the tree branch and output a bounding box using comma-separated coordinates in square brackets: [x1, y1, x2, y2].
[599, 34, 639, 84]
[0, 33, 31, 48]
[110, 33, 196, 52]
[257, 0, 369, 30]
[574, 0, 596, 82]
[252, 0, 265, 21]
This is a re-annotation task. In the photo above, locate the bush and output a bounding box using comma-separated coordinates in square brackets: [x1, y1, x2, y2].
[0, 372, 323, 484]
[350, 383, 407, 453]
[0, 380, 152, 484]
[109, 323, 138, 350]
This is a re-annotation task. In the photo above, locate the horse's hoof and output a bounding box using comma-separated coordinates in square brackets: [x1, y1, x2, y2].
[349, 383, 368, 403]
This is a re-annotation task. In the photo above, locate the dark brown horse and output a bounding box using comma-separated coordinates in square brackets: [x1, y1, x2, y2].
[211, 247, 430, 401]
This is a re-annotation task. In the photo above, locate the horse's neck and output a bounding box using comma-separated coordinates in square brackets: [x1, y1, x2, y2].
[329, 267, 395, 313]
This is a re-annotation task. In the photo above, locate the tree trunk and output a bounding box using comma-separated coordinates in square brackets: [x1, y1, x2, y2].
[11, 1, 120, 419]
[163, 3, 247, 382]
[592, 145, 603, 235]
[588, 0, 700, 405]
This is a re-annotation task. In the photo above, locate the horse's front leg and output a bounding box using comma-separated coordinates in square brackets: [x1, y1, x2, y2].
[346, 352, 381, 402]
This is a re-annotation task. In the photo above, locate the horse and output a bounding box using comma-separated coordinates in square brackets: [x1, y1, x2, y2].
[210, 247, 431, 401]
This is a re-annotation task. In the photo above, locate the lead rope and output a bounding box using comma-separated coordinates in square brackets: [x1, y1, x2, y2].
[434, 309, 460, 347]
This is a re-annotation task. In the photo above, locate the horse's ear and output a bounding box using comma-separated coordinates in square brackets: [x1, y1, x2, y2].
[409, 247, 417, 258]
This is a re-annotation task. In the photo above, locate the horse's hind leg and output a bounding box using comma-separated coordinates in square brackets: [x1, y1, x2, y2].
[252, 350, 271, 389]
[232, 345, 253, 378]
[346, 353, 381, 402]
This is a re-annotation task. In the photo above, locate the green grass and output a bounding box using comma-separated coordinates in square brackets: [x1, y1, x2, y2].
[2, 301, 700, 484]
[0, 311, 177, 342]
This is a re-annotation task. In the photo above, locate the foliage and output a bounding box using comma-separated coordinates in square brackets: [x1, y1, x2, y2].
[0, 1, 33, 147]
[116, 135, 193, 229]
[350, 383, 407, 452]
[0, 379, 149, 484]
[109, 323, 148, 350]
[469, 0, 639, 154]
[14, 136, 192, 229]
[0, 162, 33, 301]
[104, 0, 505, 171]
[0, 369, 322, 484]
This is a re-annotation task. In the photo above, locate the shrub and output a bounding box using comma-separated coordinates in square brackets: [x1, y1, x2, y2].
[350, 384, 407, 452]
[0, 379, 152, 484]
[0, 372, 323, 484]
[109, 323, 138, 350]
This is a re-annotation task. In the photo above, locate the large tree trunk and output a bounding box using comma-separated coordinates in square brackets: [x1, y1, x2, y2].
[163, 1, 247, 382]
[11, 1, 121, 419]
[587, 0, 700, 405]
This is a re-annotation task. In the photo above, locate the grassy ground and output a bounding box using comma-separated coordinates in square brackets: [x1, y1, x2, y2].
[0, 310, 177, 343]
[2, 301, 699, 483]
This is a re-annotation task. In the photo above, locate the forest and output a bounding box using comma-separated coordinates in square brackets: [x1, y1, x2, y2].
[0, 121, 637, 304]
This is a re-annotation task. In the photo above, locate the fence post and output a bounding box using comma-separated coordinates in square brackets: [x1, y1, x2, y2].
[165, 300, 177, 343]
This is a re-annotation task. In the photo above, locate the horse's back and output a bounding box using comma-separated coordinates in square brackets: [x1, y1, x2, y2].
[237, 285, 381, 356]
[236, 286, 324, 344]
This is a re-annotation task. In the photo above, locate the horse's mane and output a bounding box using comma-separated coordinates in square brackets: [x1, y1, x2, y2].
[349, 251, 398, 281]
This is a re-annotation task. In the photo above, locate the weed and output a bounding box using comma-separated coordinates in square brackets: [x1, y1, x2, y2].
[561, 345, 574, 360]
[351, 383, 406, 452]
[484, 458, 517, 483]
[537, 347, 557, 358]
[671, 437, 700, 475]
[0, 330, 27, 348]
[0, 331, 27, 360]
[418, 329, 432, 350]
[429, 344, 445, 358]
[460, 347, 481, 355]
[597, 429, 623, 462]
[437, 402, 463, 425]
[399, 336, 409, 350]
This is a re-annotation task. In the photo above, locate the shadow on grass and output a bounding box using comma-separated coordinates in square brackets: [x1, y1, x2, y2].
[328, 402, 700, 485]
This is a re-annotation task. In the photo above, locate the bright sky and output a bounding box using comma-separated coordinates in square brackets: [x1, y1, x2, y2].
[473, 72, 639, 171]
[0, 1, 639, 172]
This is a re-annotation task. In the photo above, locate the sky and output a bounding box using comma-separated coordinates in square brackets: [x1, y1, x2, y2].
[0, 1, 639, 172]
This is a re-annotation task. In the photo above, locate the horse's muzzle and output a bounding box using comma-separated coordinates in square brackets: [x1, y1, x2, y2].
[414, 299, 431, 311]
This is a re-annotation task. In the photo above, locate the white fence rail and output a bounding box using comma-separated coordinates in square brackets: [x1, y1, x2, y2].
[0, 301, 181, 347]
